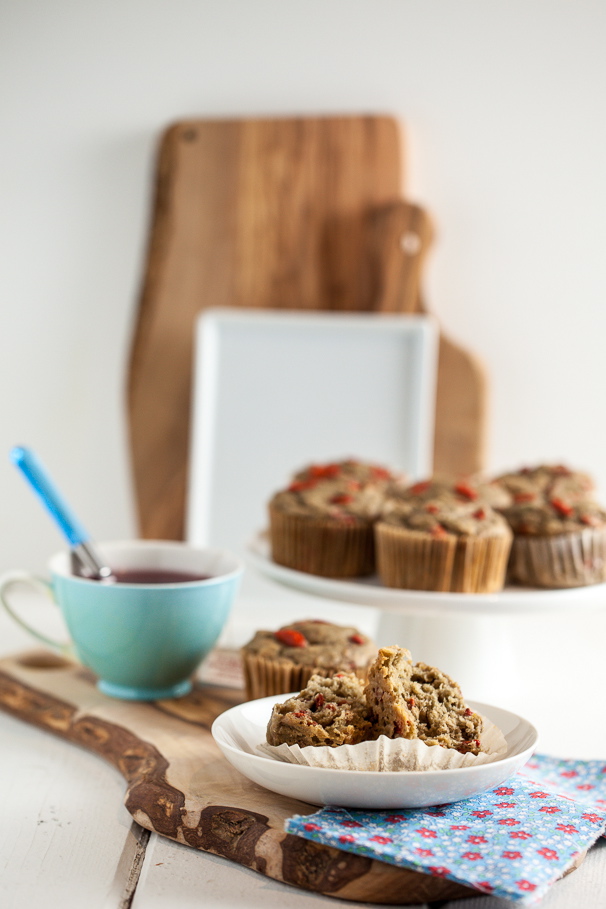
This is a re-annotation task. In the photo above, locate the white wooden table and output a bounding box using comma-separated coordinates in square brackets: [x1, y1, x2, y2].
[2, 585, 606, 909]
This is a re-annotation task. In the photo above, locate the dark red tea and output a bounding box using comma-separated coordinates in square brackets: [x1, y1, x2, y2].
[113, 568, 211, 585]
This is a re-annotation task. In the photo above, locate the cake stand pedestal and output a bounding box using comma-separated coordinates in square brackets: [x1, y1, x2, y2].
[246, 533, 606, 706]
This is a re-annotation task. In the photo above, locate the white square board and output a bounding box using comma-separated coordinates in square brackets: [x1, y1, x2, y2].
[186, 308, 438, 554]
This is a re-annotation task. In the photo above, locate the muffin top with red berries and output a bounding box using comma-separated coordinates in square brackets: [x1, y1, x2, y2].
[269, 459, 401, 522]
[497, 495, 606, 536]
[386, 474, 511, 511]
[492, 463, 595, 505]
[378, 497, 512, 539]
[242, 620, 376, 670]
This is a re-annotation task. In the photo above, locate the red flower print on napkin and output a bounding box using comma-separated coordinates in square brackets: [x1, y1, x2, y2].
[428, 866, 450, 877]
[537, 848, 558, 860]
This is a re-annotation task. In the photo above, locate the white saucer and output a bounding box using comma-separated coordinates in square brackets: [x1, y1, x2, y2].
[247, 531, 606, 616]
[211, 694, 538, 809]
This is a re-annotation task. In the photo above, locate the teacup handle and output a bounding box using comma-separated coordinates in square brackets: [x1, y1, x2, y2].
[0, 571, 72, 656]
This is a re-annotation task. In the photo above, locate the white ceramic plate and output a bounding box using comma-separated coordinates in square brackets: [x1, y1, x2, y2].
[247, 532, 606, 616]
[211, 694, 538, 809]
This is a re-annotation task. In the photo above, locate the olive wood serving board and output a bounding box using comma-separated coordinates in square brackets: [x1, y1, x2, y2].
[0, 649, 476, 905]
[127, 115, 487, 542]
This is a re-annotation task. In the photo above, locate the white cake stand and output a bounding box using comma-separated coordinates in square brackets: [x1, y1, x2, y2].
[247, 532, 606, 703]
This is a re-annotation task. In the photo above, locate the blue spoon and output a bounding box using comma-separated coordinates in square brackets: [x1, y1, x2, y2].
[10, 445, 115, 581]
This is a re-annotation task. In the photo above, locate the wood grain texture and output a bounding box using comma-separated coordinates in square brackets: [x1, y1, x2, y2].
[0, 649, 476, 905]
[128, 115, 403, 540]
[127, 116, 487, 539]
[367, 200, 488, 476]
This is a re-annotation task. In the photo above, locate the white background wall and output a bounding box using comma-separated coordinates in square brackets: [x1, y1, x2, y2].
[2, 0, 606, 574]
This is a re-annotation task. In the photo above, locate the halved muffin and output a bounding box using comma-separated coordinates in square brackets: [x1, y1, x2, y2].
[364, 645, 484, 755]
[266, 672, 373, 747]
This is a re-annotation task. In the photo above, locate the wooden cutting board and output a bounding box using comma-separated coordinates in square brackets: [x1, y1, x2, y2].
[367, 200, 488, 477]
[127, 115, 487, 541]
[0, 649, 477, 904]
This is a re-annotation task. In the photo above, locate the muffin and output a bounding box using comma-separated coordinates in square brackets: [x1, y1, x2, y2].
[268, 459, 399, 577]
[241, 619, 376, 700]
[492, 463, 595, 505]
[260, 647, 502, 771]
[499, 494, 606, 588]
[364, 646, 484, 755]
[374, 497, 513, 593]
[266, 672, 373, 747]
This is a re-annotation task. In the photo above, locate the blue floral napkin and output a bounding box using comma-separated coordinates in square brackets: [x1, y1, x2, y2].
[285, 754, 606, 904]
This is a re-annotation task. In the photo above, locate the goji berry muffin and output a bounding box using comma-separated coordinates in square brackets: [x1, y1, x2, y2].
[364, 646, 484, 755]
[374, 497, 513, 593]
[498, 494, 606, 588]
[241, 619, 376, 700]
[266, 672, 373, 747]
[492, 463, 595, 505]
[268, 459, 400, 577]
[260, 647, 506, 770]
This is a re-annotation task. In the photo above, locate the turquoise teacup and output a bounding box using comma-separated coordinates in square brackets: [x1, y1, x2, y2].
[0, 540, 243, 700]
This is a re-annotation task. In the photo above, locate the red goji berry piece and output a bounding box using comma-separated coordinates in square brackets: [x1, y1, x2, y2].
[370, 466, 391, 480]
[455, 481, 478, 500]
[288, 479, 317, 492]
[275, 628, 308, 648]
[514, 492, 535, 503]
[551, 497, 573, 517]
[330, 493, 353, 505]
[348, 634, 366, 645]
[409, 480, 431, 495]
[473, 508, 486, 520]
[309, 463, 341, 478]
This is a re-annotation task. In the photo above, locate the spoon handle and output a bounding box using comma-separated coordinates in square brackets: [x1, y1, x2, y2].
[10, 446, 113, 580]
[11, 446, 90, 545]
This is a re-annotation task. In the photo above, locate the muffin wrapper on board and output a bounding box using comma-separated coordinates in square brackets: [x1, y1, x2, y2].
[241, 652, 369, 701]
[257, 715, 508, 771]
[508, 527, 606, 588]
[269, 505, 375, 578]
[374, 523, 512, 593]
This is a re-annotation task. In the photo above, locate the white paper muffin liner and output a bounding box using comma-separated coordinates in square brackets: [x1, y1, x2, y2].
[257, 715, 507, 771]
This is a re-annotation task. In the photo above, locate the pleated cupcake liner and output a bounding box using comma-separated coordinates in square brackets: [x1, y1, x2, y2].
[375, 523, 512, 593]
[269, 505, 375, 577]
